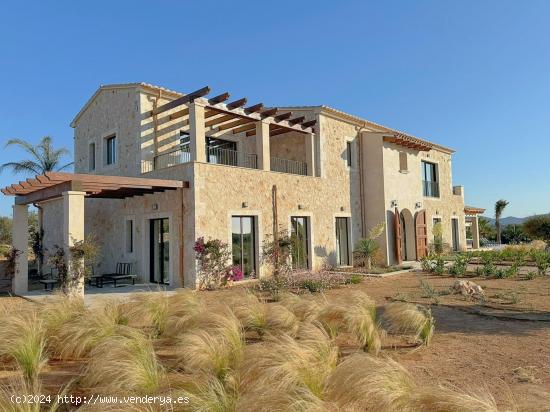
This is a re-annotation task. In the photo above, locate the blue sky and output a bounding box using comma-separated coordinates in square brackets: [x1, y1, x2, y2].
[0, 0, 549, 218]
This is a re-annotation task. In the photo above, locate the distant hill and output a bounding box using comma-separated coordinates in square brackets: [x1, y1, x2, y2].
[481, 214, 550, 227]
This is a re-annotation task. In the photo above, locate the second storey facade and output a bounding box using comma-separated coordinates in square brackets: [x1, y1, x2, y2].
[39, 83, 468, 287]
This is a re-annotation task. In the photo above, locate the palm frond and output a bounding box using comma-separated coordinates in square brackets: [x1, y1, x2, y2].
[0, 161, 42, 175]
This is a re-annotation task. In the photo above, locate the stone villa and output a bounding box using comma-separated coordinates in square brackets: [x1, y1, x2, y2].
[3, 83, 484, 293]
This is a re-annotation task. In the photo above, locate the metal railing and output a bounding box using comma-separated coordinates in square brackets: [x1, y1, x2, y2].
[270, 157, 308, 176]
[207, 147, 257, 169]
[154, 146, 191, 171]
[422, 180, 440, 198]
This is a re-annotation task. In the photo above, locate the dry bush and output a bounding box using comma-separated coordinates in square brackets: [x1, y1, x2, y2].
[344, 291, 382, 354]
[279, 293, 322, 322]
[181, 373, 240, 412]
[231, 292, 298, 338]
[82, 331, 166, 395]
[325, 353, 415, 411]
[54, 298, 132, 359]
[0, 305, 47, 386]
[178, 311, 244, 381]
[316, 303, 347, 338]
[0, 376, 57, 412]
[242, 323, 338, 399]
[382, 302, 435, 346]
[40, 295, 85, 349]
[409, 385, 499, 412]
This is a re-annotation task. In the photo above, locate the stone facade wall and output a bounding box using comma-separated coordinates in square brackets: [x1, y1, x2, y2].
[66, 85, 468, 288]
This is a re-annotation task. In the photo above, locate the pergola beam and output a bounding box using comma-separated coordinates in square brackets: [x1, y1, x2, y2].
[226, 98, 247, 110]
[150, 86, 210, 116]
[217, 117, 253, 131]
[244, 103, 264, 114]
[232, 122, 257, 134]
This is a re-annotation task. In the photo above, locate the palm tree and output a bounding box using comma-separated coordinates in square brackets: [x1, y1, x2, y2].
[0, 136, 73, 175]
[495, 199, 509, 244]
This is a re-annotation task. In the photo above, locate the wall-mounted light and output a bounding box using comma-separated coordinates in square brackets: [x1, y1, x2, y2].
[242, 202, 248, 208]
[152, 203, 158, 210]
[340, 206, 345, 212]
[298, 204, 304, 210]
[415, 202, 422, 209]
[390, 200, 398, 208]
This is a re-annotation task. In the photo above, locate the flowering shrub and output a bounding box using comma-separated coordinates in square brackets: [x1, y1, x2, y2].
[261, 229, 293, 278]
[2, 247, 22, 279]
[195, 237, 236, 290]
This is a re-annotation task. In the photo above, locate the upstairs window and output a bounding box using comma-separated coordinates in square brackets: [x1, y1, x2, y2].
[88, 143, 96, 171]
[346, 142, 352, 167]
[422, 161, 439, 197]
[106, 135, 117, 165]
[399, 152, 408, 172]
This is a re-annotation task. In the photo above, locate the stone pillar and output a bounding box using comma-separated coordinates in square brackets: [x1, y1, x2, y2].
[189, 102, 206, 163]
[63, 191, 86, 296]
[472, 216, 480, 249]
[12, 203, 29, 294]
[305, 133, 315, 176]
[256, 120, 270, 171]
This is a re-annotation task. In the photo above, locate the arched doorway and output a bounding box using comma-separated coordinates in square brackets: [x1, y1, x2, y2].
[400, 209, 416, 261]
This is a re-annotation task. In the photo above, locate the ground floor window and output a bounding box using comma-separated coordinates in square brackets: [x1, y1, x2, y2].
[150, 218, 169, 284]
[335, 217, 350, 266]
[291, 216, 309, 269]
[451, 218, 460, 252]
[231, 216, 256, 277]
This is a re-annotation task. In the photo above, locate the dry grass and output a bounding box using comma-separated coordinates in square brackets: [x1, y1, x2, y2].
[82, 331, 166, 395]
[54, 298, 132, 359]
[178, 310, 244, 381]
[326, 354, 415, 411]
[0, 306, 47, 386]
[382, 302, 435, 346]
[0, 288, 513, 411]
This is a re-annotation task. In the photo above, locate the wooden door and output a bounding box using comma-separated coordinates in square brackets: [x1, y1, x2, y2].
[415, 210, 428, 260]
[393, 208, 403, 264]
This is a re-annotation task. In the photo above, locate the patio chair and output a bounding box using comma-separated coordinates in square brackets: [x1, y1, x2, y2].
[86, 266, 104, 287]
[38, 268, 59, 291]
[100, 262, 136, 287]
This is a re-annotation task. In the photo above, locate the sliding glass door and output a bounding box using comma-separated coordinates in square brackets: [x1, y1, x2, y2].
[150, 218, 169, 284]
[336, 217, 350, 266]
[231, 216, 256, 277]
[291, 216, 309, 269]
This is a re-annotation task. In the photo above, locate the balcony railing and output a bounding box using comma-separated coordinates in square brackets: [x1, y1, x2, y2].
[141, 145, 309, 177]
[422, 180, 440, 198]
[207, 147, 257, 169]
[270, 157, 308, 176]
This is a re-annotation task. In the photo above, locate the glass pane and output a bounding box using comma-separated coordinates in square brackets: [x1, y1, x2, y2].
[336, 218, 349, 266]
[152, 220, 161, 282]
[232, 217, 242, 269]
[162, 219, 170, 283]
[291, 217, 309, 269]
[241, 217, 254, 276]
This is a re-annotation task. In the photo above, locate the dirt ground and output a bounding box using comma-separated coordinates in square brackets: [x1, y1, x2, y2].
[325, 273, 550, 410]
[2, 273, 550, 410]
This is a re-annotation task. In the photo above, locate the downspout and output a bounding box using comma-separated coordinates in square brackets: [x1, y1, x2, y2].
[356, 122, 368, 238]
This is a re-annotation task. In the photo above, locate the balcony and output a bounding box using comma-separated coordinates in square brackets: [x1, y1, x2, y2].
[142, 145, 308, 176]
[270, 157, 307, 176]
[422, 180, 440, 198]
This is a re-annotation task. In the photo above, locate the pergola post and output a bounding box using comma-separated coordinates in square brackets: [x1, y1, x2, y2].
[189, 101, 206, 163]
[305, 133, 315, 177]
[256, 120, 270, 171]
[63, 191, 86, 296]
[12, 203, 29, 294]
[471, 215, 480, 249]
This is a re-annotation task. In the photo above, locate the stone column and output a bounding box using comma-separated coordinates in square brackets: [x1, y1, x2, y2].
[63, 191, 86, 296]
[305, 133, 315, 176]
[12, 203, 29, 294]
[472, 216, 480, 249]
[189, 101, 206, 163]
[256, 120, 270, 171]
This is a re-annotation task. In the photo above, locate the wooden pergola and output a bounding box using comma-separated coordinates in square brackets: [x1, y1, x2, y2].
[383, 133, 433, 151]
[148, 86, 316, 138]
[3, 172, 189, 296]
[1, 172, 188, 205]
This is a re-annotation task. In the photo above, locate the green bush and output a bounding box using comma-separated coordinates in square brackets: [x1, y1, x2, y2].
[448, 254, 469, 277]
[525, 271, 537, 280]
[345, 274, 364, 285]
